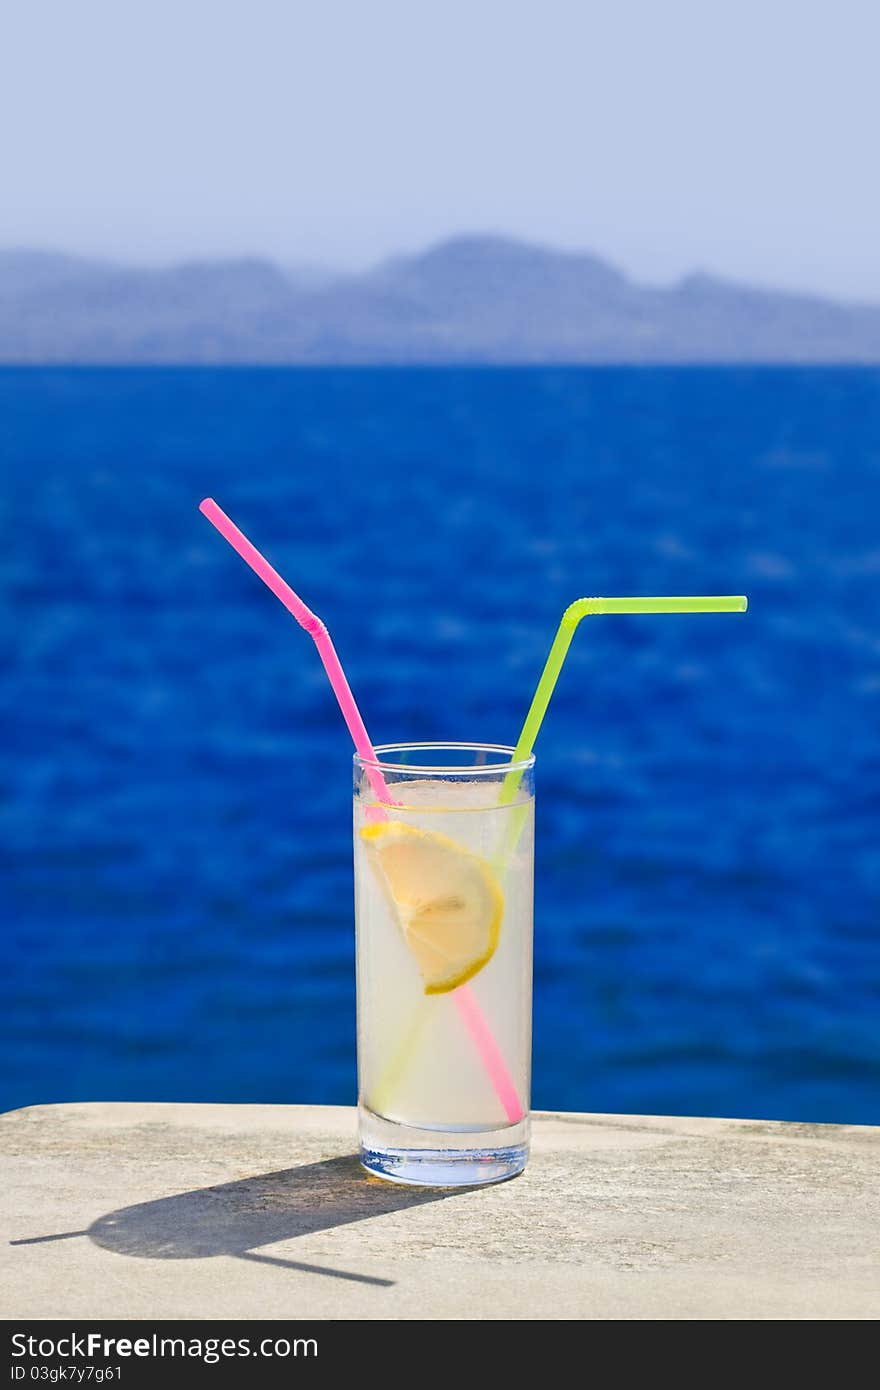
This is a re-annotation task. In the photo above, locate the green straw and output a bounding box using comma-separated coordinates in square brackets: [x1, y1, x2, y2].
[370, 593, 747, 1120]
[500, 595, 747, 806]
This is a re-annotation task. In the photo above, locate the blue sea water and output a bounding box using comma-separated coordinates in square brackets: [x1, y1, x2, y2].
[2, 367, 879, 1125]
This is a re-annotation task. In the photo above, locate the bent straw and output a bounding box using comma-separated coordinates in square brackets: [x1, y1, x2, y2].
[373, 593, 748, 1110]
[199, 498, 388, 807]
[500, 595, 748, 806]
[198, 499, 524, 1125]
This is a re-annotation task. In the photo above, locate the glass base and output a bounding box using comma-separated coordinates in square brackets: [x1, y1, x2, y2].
[361, 1143, 527, 1187]
[358, 1103, 529, 1188]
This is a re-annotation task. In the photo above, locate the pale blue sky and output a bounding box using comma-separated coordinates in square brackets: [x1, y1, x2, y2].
[2, 1, 878, 299]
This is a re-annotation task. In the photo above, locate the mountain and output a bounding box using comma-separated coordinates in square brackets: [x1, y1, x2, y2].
[1, 237, 879, 363]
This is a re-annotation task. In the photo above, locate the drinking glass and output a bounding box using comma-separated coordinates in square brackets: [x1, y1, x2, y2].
[354, 742, 534, 1186]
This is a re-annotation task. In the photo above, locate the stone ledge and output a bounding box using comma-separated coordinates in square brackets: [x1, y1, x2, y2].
[1, 1103, 878, 1320]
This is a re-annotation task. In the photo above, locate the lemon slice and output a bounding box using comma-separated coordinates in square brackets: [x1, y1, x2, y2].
[360, 822, 503, 993]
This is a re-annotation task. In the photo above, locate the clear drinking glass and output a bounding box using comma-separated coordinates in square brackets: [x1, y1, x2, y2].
[354, 742, 535, 1186]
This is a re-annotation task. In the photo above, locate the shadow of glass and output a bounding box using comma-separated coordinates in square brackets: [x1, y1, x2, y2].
[11, 1153, 456, 1287]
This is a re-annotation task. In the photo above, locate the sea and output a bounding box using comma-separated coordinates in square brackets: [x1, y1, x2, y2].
[2, 366, 879, 1124]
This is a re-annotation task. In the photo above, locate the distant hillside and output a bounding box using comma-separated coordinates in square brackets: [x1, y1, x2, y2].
[2, 237, 880, 363]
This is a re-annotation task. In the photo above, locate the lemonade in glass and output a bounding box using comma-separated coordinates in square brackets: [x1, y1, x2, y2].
[354, 743, 534, 1187]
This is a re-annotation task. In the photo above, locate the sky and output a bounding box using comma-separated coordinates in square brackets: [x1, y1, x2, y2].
[2, 1, 879, 300]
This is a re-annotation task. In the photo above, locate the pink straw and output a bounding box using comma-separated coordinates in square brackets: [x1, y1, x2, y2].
[198, 498, 523, 1124]
[455, 986, 524, 1123]
[199, 498, 388, 805]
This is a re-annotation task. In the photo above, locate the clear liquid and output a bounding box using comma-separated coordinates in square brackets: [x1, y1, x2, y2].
[354, 777, 533, 1178]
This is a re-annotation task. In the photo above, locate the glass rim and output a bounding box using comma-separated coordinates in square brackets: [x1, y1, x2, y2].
[354, 741, 536, 775]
